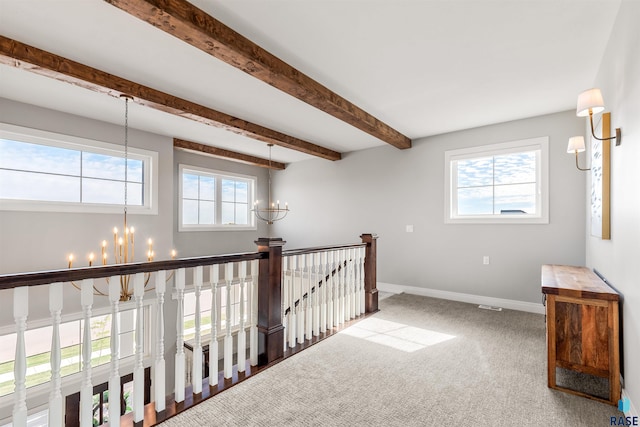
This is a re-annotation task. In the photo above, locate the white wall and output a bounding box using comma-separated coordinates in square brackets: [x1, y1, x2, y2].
[273, 110, 586, 304]
[586, 0, 640, 412]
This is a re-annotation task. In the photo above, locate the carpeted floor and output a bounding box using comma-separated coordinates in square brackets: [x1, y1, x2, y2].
[158, 293, 621, 426]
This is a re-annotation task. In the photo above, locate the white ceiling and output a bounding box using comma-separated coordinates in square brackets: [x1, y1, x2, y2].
[0, 0, 622, 164]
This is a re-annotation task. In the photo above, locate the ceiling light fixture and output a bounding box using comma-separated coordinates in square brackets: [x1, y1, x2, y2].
[252, 144, 289, 225]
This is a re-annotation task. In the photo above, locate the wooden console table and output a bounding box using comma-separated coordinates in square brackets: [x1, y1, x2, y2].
[541, 264, 620, 405]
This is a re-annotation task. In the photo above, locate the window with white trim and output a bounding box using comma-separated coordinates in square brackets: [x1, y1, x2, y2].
[0, 123, 157, 214]
[179, 165, 256, 230]
[444, 137, 549, 224]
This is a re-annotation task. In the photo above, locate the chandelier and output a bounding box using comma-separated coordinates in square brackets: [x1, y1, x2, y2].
[67, 95, 175, 300]
[252, 143, 289, 224]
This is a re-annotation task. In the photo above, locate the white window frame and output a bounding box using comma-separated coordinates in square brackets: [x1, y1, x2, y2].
[0, 123, 158, 214]
[179, 164, 256, 231]
[444, 136, 549, 224]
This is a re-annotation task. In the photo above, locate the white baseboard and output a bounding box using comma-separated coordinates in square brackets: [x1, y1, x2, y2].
[377, 282, 545, 314]
[622, 389, 638, 418]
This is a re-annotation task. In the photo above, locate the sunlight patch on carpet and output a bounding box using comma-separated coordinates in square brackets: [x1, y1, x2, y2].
[339, 318, 456, 352]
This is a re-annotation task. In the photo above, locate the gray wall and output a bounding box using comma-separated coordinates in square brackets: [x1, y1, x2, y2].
[173, 148, 271, 256]
[273, 110, 586, 304]
[586, 0, 640, 411]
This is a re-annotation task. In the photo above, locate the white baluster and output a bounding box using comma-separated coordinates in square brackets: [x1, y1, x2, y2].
[313, 253, 321, 336]
[223, 263, 233, 379]
[80, 279, 94, 425]
[12, 287, 28, 427]
[209, 265, 219, 386]
[238, 261, 247, 372]
[192, 266, 204, 394]
[249, 259, 259, 366]
[351, 248, 358, 318]
[320, 251, 328, 333]
[154, 270, 167, 412]
[341, 249, 348, 324]
[108, 276, 121, 426]
[297, 254, 305, 344]
[129, 274, 145, 422]
[334, 250, 341, 326]
[282, 256, 289, 352]
[306, 253, 313, 340]
[360, 247, 366, 314]
[349, 248, 356, 319]
[47, 283, 63, 427]
[289, 256, 297, 348]
[175, 268, 186, 403]
[354, 248, 361, 316]
[327, 251, 335, 330]
[344, 249, 350, 321]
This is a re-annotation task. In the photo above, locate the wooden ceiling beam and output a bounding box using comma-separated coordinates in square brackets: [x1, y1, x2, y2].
[104, 0, 412, 150]
[174, 138, 285, 170]
[0, 35, 341, 161]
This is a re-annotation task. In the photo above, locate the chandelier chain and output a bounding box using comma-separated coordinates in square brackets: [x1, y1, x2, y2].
[124, 97, 129, 217]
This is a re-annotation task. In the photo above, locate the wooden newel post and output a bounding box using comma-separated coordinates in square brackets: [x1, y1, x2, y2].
[360, 233, 379, 313]
[255, 237, 286, 365]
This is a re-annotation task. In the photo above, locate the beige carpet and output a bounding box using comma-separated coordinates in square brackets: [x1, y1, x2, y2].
[158, 293, 621, 426]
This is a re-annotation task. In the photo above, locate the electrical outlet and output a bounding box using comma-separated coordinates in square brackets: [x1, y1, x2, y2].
[483, 256, 490, 265]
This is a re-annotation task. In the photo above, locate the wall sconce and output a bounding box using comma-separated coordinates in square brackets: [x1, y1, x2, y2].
[567, 136, 590, 171]
[576, 88, 622, 145]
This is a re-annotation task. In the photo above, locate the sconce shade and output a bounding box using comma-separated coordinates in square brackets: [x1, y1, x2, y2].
[576, 88, 605, 117]
[567, 136, 586, 153]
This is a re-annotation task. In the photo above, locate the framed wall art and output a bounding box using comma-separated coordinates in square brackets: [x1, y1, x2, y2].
[591, 112, 611, 240]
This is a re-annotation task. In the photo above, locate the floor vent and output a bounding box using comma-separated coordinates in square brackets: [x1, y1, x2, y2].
[478, 304, 503, 311]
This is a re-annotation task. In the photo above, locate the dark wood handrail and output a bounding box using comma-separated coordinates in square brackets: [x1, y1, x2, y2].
[0, 251, 266, 290]
[283, 242, 365, 257]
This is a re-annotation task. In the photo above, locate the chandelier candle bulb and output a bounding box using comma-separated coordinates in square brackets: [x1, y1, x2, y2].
[68, 254, 74, 269]
[171, 249, 177, 259]
[89, 253, 95, 267]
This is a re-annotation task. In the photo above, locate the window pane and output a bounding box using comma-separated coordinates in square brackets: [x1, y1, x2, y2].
[235, 203, 248, 225]
[456, 157, 493, 188]
[83, 153, 124, 181]
[0, 139, 80, 175]
[457, 186, 493, 215]
[494, 183, 536, 214]
[183, 199, 198, 224]
[235, 181, 248, 203]
[0, 169, 80, 202]
[199, 176, 215, 201]
[82, 153, 143, 183]
[90, 315, 112, 340]
[494, 152, 536, 185]
[199, 200, 215, 224]
[183, 174, 199, 199]
[221, 201, 234, 224]
[82, 179, 142, 205]
[221, 179, 235, 202]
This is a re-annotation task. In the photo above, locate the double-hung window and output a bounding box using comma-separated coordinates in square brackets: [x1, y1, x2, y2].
[0, 123, 157, 214]
[179, 165, 256, 230]
[444, 136, 549, 224]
